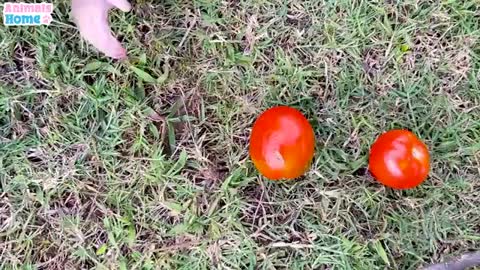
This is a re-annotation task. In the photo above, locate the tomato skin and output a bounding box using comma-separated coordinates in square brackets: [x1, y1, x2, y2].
[368, 129, 430, 189]
[249, 106, 315, 180]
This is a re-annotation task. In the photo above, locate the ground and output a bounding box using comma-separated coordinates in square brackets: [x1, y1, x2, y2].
[1, 0, 479, 269]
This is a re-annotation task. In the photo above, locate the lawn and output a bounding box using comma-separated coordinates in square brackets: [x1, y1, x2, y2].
[1, 0, 480, 269]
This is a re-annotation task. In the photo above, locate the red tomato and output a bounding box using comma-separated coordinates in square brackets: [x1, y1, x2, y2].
[368, 129, 430, 189]
[249, 106, 315, 180]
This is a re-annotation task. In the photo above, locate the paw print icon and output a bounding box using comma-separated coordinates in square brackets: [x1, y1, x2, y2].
[42, 14, 52, 25]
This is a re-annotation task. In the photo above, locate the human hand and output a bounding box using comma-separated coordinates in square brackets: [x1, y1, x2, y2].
[71, 0, 131, 59]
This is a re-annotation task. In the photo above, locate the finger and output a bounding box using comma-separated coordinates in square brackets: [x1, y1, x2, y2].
[106, 0, 131, 12]
[72, 0, 128, 59]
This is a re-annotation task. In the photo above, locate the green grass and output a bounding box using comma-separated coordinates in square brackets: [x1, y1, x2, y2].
[1, 0, 480, 269]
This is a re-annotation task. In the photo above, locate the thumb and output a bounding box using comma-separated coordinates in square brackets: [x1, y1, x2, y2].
[106, 0, 131, 12]
[71, 0, 129, 59]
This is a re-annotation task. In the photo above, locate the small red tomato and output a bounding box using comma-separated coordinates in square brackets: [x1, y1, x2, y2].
[369, 129, 430, 189]
[249, 106, 315, 180]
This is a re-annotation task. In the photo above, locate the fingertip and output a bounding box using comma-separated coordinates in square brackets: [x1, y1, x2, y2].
[107, 47, 128, 60]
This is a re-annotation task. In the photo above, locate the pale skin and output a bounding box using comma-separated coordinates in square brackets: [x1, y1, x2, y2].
[71, 0, 131, 59]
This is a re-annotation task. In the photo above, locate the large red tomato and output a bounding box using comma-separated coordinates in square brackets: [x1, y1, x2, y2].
[369, 129, 430, 189]
[249, 106, 315, 180]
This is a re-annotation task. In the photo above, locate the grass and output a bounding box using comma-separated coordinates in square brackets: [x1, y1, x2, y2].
[1, 0, 480, 269]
